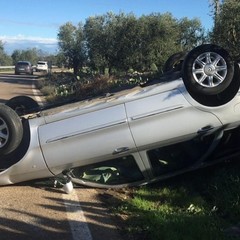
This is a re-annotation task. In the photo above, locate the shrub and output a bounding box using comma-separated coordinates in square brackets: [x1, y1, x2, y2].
[75, 75, 112, 99]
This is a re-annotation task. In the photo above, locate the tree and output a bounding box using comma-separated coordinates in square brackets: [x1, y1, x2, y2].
[178, 17, 207, 51]
[137, 13, 180, 71]
[11, 48, 39, 65]
[60, 12, 208, 75]
[54, 52, 66, 68]
[105, 13, 141, 72]
[211, 0, 240, 58]
[58, 22, 86, 75]
[84, 14, 110, 73]
[0, 41, 12, 66]
[209, 0, 223, 26]
[84, 12, 182, 73]
[84, 13, 137, 73]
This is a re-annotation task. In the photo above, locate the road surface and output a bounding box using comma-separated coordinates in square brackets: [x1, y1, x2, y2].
[0, 73, 43, 104]
[0, 73, 123, 240]
[0, 181, 123, 240]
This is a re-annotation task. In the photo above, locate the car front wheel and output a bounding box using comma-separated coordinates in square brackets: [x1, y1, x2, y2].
[0, 104, 23, 155]
[182, 44, 239, 106]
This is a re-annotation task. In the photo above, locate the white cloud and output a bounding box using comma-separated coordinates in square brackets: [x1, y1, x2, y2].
[0, 35, 58, 54]
[0, 34, 58, 44]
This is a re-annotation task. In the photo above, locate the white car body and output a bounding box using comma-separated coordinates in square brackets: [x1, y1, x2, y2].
[1, 44, 240, 188]
[36, 61, 48, 72]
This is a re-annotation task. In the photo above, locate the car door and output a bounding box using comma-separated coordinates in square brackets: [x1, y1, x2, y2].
[38, 104, 137, 174]
[146, 131, 222, 179]
[125, 89, 223, 151]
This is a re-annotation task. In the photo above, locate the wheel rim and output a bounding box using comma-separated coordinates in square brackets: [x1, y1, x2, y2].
[192, 52, 228, 88]
[0, 117, 9, 148]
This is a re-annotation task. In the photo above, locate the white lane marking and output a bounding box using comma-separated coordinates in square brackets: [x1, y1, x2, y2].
[62, 190, 93, 240]
[32, 83, 44, 106]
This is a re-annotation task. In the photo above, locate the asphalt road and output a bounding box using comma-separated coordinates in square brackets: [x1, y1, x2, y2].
[0, 73, 41, 103]
[0, 182, 123, 240]
[0, 73, 123, 240]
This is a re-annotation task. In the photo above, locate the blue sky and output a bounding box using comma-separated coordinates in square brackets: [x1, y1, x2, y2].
[0, 0, 214, 54]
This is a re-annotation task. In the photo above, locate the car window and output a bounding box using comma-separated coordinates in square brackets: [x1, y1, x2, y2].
[17, 62, 29, 66]
[148, 134, 216, 176]
[70, 155, 144, 185]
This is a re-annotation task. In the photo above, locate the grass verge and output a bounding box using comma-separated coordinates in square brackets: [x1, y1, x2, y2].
[105, 159, 240, 240]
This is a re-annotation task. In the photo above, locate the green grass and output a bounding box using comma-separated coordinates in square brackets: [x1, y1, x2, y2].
[113, 160, 240, 240]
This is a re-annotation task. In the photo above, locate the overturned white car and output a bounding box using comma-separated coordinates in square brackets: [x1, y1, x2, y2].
[1, 44, 240, 188]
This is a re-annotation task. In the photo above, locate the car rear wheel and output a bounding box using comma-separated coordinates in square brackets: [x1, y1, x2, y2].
[0, 104, 23, 155]
[6, 96, 40, 116]
[182, 44, 239, 106]
[163, 51, 187, 73]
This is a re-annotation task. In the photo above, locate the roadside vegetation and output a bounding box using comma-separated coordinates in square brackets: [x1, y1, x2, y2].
[38, 69, 155, 104]
[103, 159, 240, 240]
[1, 1, 240, 239]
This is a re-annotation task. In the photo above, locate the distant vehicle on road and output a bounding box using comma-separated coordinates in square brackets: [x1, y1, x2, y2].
[36, 61, 48, 72]
[15, 61, 33, 75]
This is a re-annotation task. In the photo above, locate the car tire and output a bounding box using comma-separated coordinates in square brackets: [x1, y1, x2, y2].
[6, 96, 40, 116]
[182, 44, 238, 106]
[163, 51, 187, 73]
[0, 104, 23, 155]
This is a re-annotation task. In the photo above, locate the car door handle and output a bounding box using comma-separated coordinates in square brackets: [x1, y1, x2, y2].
[113, 147, 130, 155]
[197, 125, 214, 134]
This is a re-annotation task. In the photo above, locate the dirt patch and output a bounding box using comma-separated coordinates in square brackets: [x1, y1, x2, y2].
[96, 188, 136, 238]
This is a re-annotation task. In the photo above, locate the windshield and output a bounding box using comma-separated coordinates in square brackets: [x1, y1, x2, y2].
[17, 62, 30, 66]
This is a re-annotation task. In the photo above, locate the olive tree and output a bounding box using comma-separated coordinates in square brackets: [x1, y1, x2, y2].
[0, 41, 12, 66]
[178, 17, 207, 50]
[84, 12, 182, 73]
[11, 48, 39, 65]
[211, 0, 240, 58]
[59, 12, 208, 74]
[138, 13, 180, 71]
[58, 22, 86, 75]
[84, 14, 110, 74]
